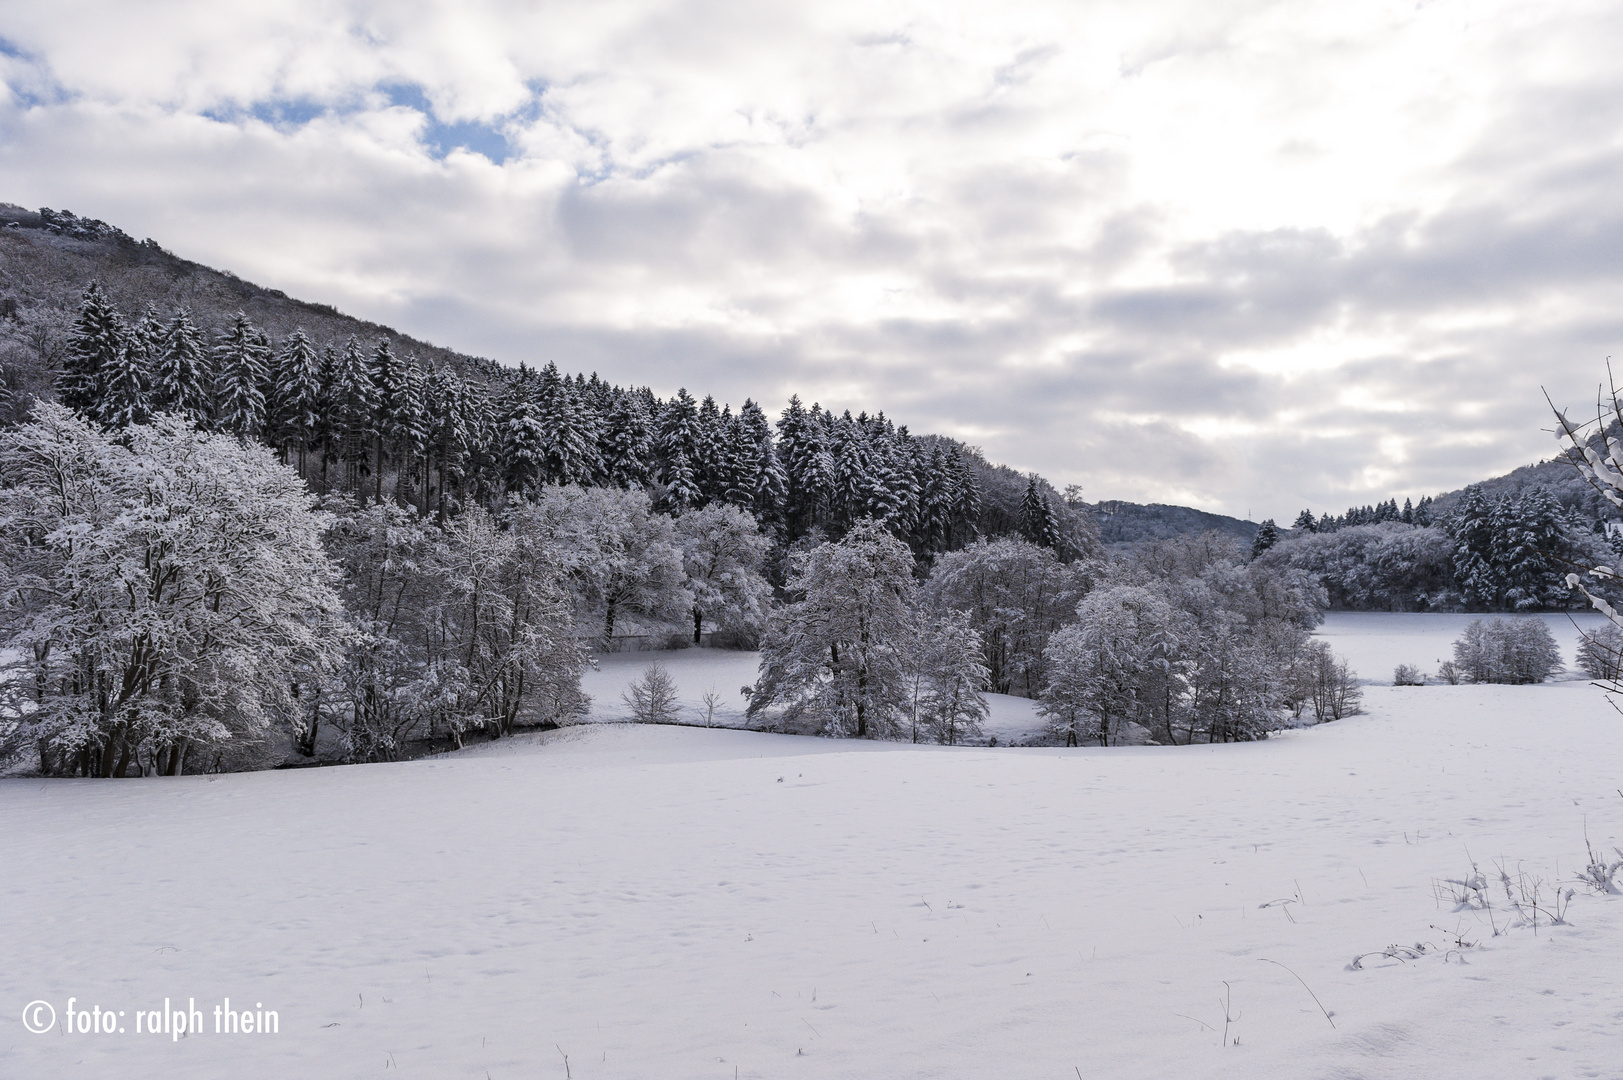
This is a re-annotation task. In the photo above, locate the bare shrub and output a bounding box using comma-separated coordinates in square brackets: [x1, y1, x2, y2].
[1393, 664, 1424, 686]
[622, 661, 680, 724]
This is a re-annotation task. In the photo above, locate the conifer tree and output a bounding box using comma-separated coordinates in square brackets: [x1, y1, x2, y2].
[663, 448, 702, 512]
[213, 312, 269, 437]
[502, 391, 547, 497]
[1291, 509, 1317, 533]
[368, 341, 407, 501]
[424, 365, 467, 518]
[602, 391, 652, 487]
[332, 337, 378, 490]
[99, 305, 155, 428]
[57, 282, 124, 417]
[272, 328, 321, 474]
[1449, 486, 1501, 609]
[1250, 518, 1280, 558]
[539, 378, 602, 486]
[392, 360, 430, 507]
[151, 308, 212, 426]
[1018, 474, 1061, 549]
[659, 388, 701, 484]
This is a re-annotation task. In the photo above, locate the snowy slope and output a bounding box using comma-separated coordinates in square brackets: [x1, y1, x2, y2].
[4, 679, 1622, 1078]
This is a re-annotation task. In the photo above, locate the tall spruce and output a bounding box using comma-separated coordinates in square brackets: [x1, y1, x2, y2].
[57, 282, 124, 417]
[213, 312, 270, 437]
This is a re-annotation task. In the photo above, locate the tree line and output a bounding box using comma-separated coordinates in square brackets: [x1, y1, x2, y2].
[43, 282, 1082, 562]
[1258, 486, 1611, 612]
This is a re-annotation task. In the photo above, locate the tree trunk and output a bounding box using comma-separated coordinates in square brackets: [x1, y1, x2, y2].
[693, 607, 703, 645]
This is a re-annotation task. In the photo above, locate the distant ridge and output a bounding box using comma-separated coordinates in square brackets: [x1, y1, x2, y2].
[1085, 499, 1258, 546]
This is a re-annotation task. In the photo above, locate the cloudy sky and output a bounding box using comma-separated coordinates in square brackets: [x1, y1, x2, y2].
[2, 0, 1621, 519]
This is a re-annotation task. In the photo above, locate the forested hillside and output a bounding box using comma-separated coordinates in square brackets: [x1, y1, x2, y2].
[0, 204, 1094, 563]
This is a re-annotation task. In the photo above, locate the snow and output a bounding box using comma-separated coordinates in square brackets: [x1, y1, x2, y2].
[580, 646, 1048, 744]
[1315, 610, 1611, 684]
[5, 640, 1623, 1077]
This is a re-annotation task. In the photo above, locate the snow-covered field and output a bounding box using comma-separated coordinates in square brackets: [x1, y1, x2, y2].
[5, 641, 1623, 1078]
[581, 646, 1047, 745]
[1315, 611, 1610, 685]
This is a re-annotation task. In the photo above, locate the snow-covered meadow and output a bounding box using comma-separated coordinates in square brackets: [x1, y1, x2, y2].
[1314, 611, 1612, 686]
[5, 617, 1623, 1079]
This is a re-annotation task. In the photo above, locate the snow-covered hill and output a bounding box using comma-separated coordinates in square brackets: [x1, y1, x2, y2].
[3, 671, 1621, 1078]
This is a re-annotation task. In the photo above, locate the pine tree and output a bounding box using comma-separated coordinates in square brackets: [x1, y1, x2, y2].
[272, 329, 322, 473]
[392, 360, 430, 507]
[368, 341, 407, 501]
[213, 312, 269, 437]
[659, 388, 700, 486]
[151, 308, 212, 426]
[539, 378, 602, 486]
[332, 337, 378, 490]
[424, 364, 467, 518]
[1497, 489, 1570, 610]
[57, 282, 124, 417]
[1250, 518, 1280, 558]
[1413, 495, 1435, 527]
[1291, 509, 1317, 533]
[1449, 486, 1501, 609]
[502, 390, 547, 497]
[601, 391, 652, 487]
[1401, 498, 1414, 524]
[99, 305, 156, 428]
[1019, 474, 1060, 549]
[663, 448, 702, 512]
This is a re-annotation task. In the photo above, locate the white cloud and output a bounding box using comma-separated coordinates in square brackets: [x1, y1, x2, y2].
[3, 0, 1622, 518]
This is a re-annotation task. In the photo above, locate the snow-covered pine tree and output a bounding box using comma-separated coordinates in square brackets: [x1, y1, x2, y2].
[663, 448, 702, 512]
[423, 364, 467, 518]
[271, 328, 321, 474]
[1401, 498, 1415, 524]
[1018, 474, 1061, 549]
[392, 360, 430, 508]
[368, 341, 408, 501]
[56, 282, 124, 417]
[1496, 488, 1571, 610]
[695, 395, 725, 503]
[752, 438, 788, 533]
[539, 378, 602, 487]
[832, 417, 872, 527]
[331, 338, 378, 490]
[1291, 509, 1317, 533]
[501, 389, 547, 498]
[601, 390, 652, 488]
[149, 308, 214, 428]
[98, 303, 157, 428]
[1449, 486, 1501, 609]
[1250, 518, 1279, 558]
[213, 312, 270, 438]
[659, 388, 701, 488]
[721, 412, 759, 508]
